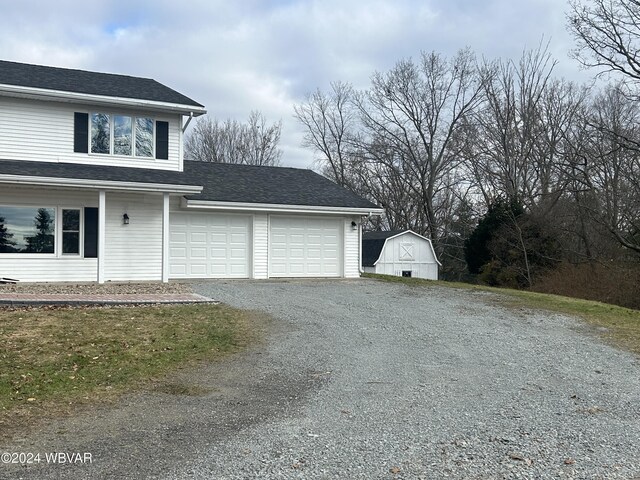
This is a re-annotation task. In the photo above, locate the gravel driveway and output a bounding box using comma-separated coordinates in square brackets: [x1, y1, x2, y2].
[4, 278, 640, 479]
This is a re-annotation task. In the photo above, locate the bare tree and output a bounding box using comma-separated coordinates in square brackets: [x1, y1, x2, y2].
[566, 84, 640, 254]
[355, 49, 484, 243]
[185, 111, 282, 166]
[464, 47, 560, 207]
[568, 0, 640, 89]
[294, 82, 356, 187]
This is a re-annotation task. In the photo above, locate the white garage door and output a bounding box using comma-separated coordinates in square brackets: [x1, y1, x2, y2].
[269, 216, 342, 277]
[169, 213, 250, 278]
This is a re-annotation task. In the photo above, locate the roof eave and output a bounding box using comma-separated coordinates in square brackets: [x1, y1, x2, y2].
[183, 199, 385, 216]
[0, 174, 203, 194]
[0, 83, 207, 116]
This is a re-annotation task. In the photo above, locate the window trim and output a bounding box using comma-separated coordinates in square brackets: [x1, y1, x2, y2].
[87, 111, 157, 159]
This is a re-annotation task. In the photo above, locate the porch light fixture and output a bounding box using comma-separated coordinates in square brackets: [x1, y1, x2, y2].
[351, 221, 358, 231]
[123, 213, 130, 225]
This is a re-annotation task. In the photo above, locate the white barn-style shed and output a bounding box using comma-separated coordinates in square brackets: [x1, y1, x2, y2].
[362, 230, 440, 280]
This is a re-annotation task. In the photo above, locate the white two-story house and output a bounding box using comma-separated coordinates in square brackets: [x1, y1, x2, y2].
[0, 60, 382, 283]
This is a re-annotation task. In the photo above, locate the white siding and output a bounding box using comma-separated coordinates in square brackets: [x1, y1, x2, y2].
[343, 216, 360, 278]
[253, 214, 269, 279]
[0, 97, 182, 171]
[0, 185, 98, 282]
[104, 192, 163, 281]
[374, 232, 439, 280]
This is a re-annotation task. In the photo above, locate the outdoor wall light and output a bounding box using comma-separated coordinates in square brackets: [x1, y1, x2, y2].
[123, 213, 130, 225]
[351, 221, 358, 231]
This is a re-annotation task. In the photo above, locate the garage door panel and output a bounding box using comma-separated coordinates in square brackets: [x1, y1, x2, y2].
[269, 216, 342, 277]
[190, 264, 207, 275]
[171, 232, 186, 243]
[190, 247, 207, 258]
[190, 217, 207, 227]
[190, 232, 207, 243]
[170, 213, 250, 279]
[170, 264, 186, 276]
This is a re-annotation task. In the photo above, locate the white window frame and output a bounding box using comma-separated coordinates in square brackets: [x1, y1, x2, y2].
[89, 112, 156, 159]
[59, 207, 84, 257]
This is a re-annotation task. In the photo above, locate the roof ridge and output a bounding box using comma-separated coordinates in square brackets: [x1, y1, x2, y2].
[0, 59, 155, 82]
[183, 160, 315, 173]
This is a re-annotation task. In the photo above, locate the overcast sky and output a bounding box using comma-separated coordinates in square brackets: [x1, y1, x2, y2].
[0, 0, 589, 168]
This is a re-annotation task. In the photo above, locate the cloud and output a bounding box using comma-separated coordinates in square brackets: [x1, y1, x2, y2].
[0, 0, 589, 168]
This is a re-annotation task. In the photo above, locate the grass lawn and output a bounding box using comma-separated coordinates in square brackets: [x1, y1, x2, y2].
[0, 303, 263, 435]
[363, 273, 640, 357]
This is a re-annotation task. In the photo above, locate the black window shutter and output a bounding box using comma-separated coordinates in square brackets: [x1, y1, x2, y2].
[74, 112, 89, 153]
[84, 207, 98, 258]
[156, 121, 169, 159]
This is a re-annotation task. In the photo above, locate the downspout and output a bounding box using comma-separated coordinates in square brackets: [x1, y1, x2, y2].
[358, 219, 363, 274]
[358, 211, 374, 275]
[182, 112, 194, 133]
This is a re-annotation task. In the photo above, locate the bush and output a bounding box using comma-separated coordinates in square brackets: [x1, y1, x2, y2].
[532, 262, 640, 310]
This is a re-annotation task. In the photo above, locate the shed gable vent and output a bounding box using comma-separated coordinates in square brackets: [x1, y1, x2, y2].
[399, 242, 414, 261]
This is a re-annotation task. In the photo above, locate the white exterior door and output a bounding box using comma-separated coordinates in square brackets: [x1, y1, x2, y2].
[269, 216, 342, 277]
[169, 213, 250, 278]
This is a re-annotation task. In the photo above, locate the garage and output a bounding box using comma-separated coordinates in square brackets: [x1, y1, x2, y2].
[269, 216, 342, 277]
[169, 212, 251, 278]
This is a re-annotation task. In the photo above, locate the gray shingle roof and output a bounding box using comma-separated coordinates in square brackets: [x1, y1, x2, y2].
[0, 60, 203, 108]
[182, 161, 380, 209]
[0, 159, 201, 187]
[0, 159, 380, 210]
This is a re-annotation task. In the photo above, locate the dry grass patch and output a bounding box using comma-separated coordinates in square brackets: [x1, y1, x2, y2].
[0, 303, 263, 435]
[363, 273, 640, 357]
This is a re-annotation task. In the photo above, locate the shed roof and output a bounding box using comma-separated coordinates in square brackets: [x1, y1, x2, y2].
[0, 59, 203, 108]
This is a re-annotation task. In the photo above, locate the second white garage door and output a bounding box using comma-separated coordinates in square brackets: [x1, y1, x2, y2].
[269, 216, 342, 277]
[169, 213, 251, 278]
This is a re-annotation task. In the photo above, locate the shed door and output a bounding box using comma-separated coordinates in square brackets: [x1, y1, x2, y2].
[269, 216, 342, 277]
[169, 213, 250, 278]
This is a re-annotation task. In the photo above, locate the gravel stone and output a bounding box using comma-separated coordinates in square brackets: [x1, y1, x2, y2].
[2, 278, 639, 479]
[0, 281, 192, 295]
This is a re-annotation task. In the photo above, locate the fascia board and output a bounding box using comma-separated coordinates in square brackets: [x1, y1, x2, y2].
[183, 199, 385, 216]
[0, 84, 207, 116]
[0, 174, 203, 194]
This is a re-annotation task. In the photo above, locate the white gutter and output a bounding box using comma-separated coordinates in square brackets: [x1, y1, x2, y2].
[182, 198, 385, 216]
[0, 84, 207, 116]
[0, 174, 203, 194]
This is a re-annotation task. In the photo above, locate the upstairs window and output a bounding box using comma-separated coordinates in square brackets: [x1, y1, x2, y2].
[136, 117, 154, 157]
[91, 113, 110, 154]
[114, 115, 132, 156]
[79, 112, 165, 158]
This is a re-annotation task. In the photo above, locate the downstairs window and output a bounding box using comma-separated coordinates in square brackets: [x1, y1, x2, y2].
[0, 206, 55, 254]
